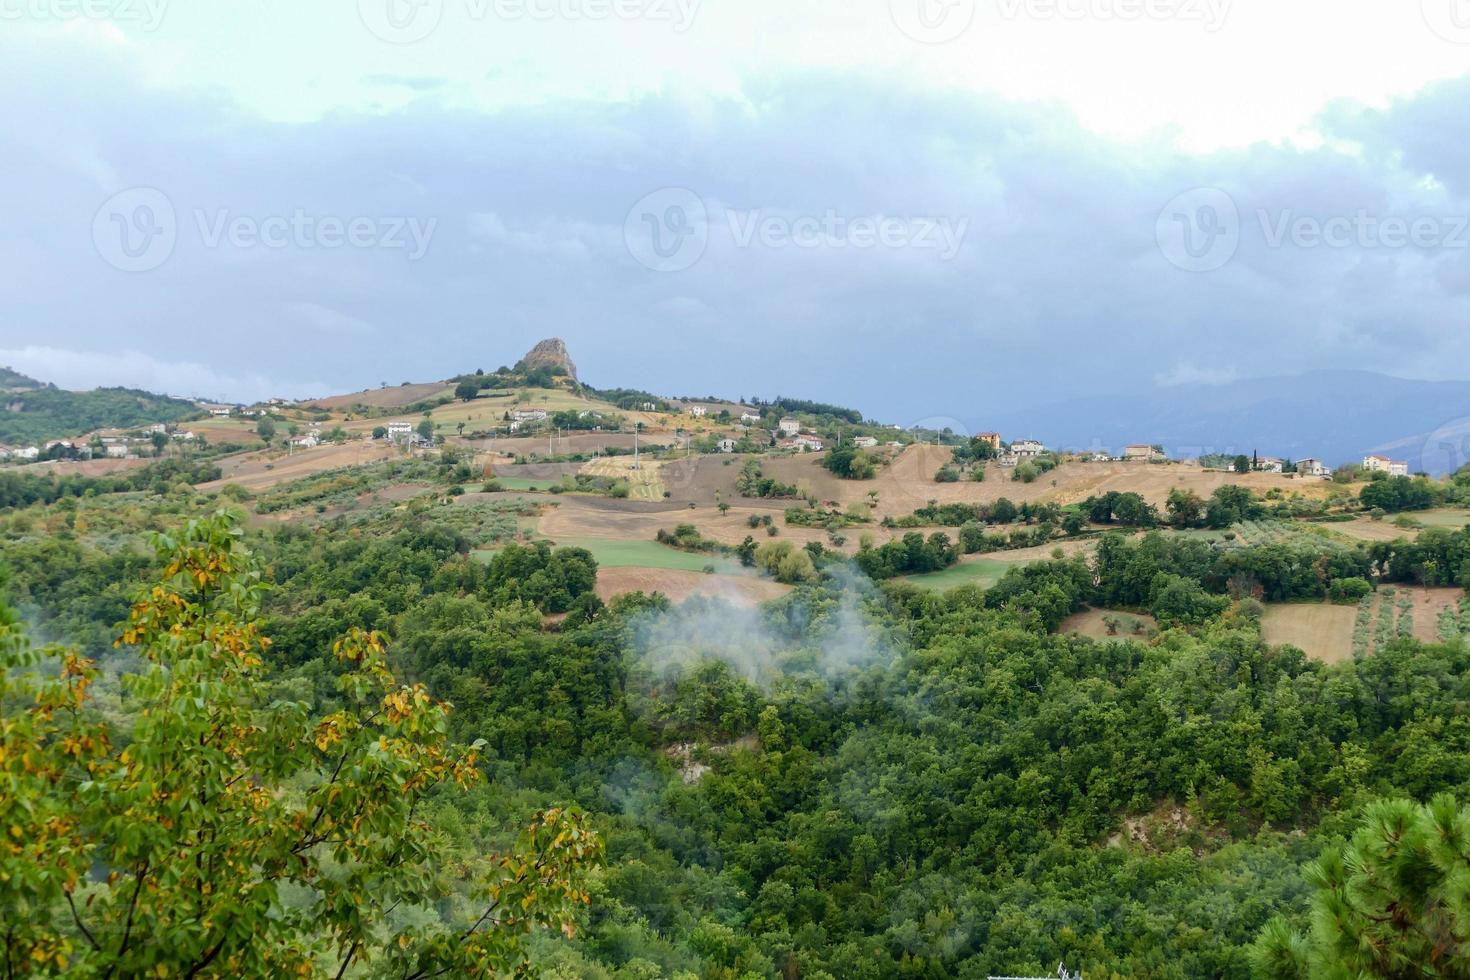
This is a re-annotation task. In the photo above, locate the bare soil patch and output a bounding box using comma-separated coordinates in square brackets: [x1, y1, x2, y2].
[1060, 607, 1159, 640]
[15, 457, 150, 478]
[304, 382, 452, 411]
[199, 441, 399, 492]
[1261, 602, 1358, 663]
[594, 567, 791, 606]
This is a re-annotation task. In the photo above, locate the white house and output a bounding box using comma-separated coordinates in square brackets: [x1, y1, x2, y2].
[689, 405, 707, 417]
[172, 430, 196, 441]
[1010, 439, 1045, 457]
[717, 438, 737, 453]
[290, 433, 319, 450]
[1297, 458, 1330, 478]
[511, 409, 548, 423]
[778, 417, 801, 437]
[386, 422, 413, 440]
[1256, 456, 1284, 473]
[789, 435, 824, 452]
[1088, 451, 1113, 462]
[740, 411, 761, 424]
[15, 446, 39, 461]
[209, 407, 231, 418]
[851, 436, 878, 449]
[1363, 454, 1410, 476]
[104, 444, 130, 458]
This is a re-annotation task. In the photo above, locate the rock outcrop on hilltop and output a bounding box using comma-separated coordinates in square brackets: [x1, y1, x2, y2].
[516, 338, 578, 383]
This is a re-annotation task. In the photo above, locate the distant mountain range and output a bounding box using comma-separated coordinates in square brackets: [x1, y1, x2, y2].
[984, 370, 1470, 474]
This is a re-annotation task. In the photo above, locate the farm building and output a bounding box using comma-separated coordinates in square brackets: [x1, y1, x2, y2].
[717, 439, 737, 453]
[852, 436, 878, 448]
[1297, 458, 1330, 478]
[1123, 444, 1165, 461]
[778, 417, 802, 436]
[1010, 439, 1045, 457]
[1363, 454, 1409, 476]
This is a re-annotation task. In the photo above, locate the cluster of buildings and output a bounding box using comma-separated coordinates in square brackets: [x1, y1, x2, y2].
[0, 423, 198, 464]
[1362, 453, 1410, 477]
[508, 408, 548, 432]
[774, 416, 824, 453]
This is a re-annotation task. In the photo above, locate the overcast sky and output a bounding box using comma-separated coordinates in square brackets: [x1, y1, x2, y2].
[3, 1, 1470, 424]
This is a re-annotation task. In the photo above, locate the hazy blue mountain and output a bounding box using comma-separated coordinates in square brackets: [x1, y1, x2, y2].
[982, 371, 1470, 474]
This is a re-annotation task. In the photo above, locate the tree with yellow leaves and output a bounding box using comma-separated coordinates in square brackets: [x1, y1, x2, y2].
[0, 511, 601, 977]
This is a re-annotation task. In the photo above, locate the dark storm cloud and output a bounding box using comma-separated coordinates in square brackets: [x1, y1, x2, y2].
[2, 36, 1469, 420]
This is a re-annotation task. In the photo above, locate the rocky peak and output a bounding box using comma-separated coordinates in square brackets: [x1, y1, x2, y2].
[517, 338, 577, 382]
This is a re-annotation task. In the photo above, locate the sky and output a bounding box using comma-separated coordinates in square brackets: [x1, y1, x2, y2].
[3, 0, 1470, 425]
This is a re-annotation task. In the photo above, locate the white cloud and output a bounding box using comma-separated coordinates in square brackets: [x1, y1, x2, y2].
[285, 302, 374, 336]
[0, 346, 329, 403]
[467, 212, 607, 257]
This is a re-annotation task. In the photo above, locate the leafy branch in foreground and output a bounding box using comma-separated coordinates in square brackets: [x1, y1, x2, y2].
[0, 511, 601, 978]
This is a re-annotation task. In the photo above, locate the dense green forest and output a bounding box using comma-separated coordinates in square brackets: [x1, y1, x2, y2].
[0, 384, 200, 444]
[4, 468, 1470, 976]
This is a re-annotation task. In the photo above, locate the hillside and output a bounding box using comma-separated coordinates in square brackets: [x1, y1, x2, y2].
[0, 385, 200, 445]
[984, 370, 1470, 472]
[0, 366, 43, 391]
